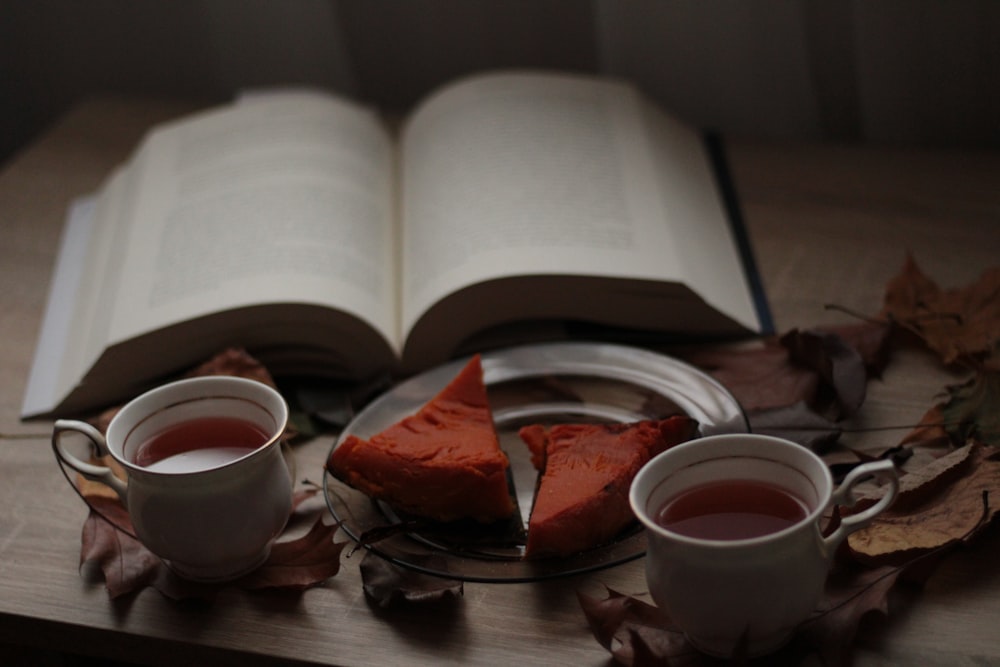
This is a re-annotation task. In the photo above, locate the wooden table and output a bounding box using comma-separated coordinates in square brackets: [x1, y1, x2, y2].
[2, 98, 998, 666]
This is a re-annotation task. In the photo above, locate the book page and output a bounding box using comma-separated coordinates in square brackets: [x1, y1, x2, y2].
[21, 196, 98, 416]
[53, 166, 140, 407]
[108, 92, 398, 352]
[398, 71, 759, 343]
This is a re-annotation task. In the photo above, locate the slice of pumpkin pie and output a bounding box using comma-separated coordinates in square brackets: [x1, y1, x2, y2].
[519, 416, 697, 558]
[326, 354, 514, 524]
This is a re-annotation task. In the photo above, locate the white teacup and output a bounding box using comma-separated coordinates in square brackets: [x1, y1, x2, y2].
[630, 433, 898, 658]
[52, 376, 293, 582]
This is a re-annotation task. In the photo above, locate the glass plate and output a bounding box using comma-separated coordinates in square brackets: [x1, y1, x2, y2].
[323, 341, 747, 583]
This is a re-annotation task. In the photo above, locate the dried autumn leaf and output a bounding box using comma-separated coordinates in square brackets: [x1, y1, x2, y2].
[882, 443, 976, 508]
[681, 341, 819, 413]
[899, 403, 952, 449]
[75, 454, 127, 500]
[186, 346, 278, 385]
[290, 484, 322, 512]
[77, 480, 346, 599]
[683, 326, 874, 423]
[681, 330, 871, 451]
[240, 517, 347, 591]
[820, 321, 894, 378]
[939, 368, 1000, 447]
[746, 401, 842, 452]
[846, 442, 1000, 565]
[829, 445, 912, 485]
[80, 495, 160, 599]
[579, 570, 906, 667]
[627, 628, 702, 667]
[780, 328, 868, 419]
[577, 587, 697, 666]
[881, 254, 1000, 366]
[578, 586, 663, 651]
[898, 360, 1000, 449]
[358, 551, 463, 608]
[793, 563, 902, 666]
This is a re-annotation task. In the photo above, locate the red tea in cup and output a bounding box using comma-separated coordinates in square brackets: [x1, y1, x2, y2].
[131, 416, 270, 473]
[655, 479, 809, 540]
[630, 434, 899, 657]
[53, 376, 292, 582]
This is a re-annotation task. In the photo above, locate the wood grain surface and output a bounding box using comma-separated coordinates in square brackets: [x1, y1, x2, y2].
[1, 98, 998, 666]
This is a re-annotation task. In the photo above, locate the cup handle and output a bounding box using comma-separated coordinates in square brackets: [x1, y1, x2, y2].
[822, 459, 899, 554]
[52, 419, 128, 504]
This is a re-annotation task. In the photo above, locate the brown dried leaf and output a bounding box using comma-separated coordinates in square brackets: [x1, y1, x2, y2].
[899, 403, 952, 449]
[78, 481, 345, 599]
[853, 443, 974, 509]
[578, 586, 664, 651]
[579, 570, 905, 666]
[820, 321, 894, 378]
[75, 454, 126, 500]
[940, 368, 1000, 447]
[829, 445, 912, 486]
[881, 254, 1000, 366]
[359, 551, 463, 608]
[846, 442, 1000, 565]
[80, 496, 160, 599]
[746, 401, 843, 452]
[683, 326, 875, 423]
[681, 341, 819, 413]
[779, 328, 868, 419]
[186, 346, 278, 385]
[240, 517, 347, 591]
[290, 484, 321, 512]
[793, 563, 903, 666]
[577, 587, 698, 666]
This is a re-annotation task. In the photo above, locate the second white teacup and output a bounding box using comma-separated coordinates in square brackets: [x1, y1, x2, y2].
[630, 433, 898, 658]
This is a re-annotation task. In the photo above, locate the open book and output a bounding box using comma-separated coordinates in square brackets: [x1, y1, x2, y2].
[23, 70, 772, 419]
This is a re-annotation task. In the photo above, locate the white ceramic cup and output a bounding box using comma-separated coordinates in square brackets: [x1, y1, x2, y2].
[629, 433, 899, 658]
[52, 376, 293, 582]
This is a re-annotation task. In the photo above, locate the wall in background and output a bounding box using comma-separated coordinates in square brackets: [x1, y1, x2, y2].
[2, 0, 998, 165]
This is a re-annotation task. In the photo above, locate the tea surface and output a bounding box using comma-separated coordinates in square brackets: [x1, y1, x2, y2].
[655, 478, 808, 540]
[132, 416, 269, 473]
